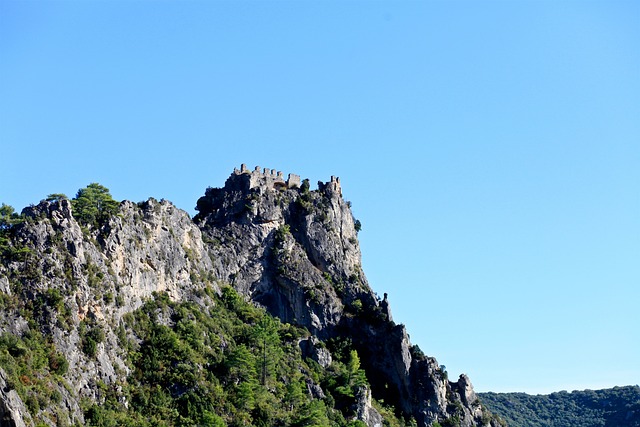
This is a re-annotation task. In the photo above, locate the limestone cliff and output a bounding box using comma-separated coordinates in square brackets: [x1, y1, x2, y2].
[0, 197, 215, 425]
[0, 166, 502, 427]
[194, 167, 500, 427]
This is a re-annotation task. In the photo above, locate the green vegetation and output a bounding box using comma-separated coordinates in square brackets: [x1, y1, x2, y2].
[0, 205, 15, 256]
[0, 330, 68, 415]
[0, 203, 30, 260]
[479, 387, 640, 427]
[300, 179, 311, 194]
[275, 224, 291, 242]
[79, 319, 105, 358]
[0, 203, 24, 230]
[296, 181, 313, 213]
[46, 193, 68, 202]
[71, 183, 119, 228]
[78, 287, 388, 427]
[0, 179, 499, 427]
[0, 278, 409, 426]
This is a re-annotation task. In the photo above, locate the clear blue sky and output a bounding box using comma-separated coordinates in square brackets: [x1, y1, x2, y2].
[1, 0, 638, 394]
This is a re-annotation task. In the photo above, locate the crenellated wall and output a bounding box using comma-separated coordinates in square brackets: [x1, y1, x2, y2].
[232, 164, 338, 194]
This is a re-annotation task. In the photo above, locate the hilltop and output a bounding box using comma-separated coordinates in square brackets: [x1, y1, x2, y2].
[0, 165, 503, 427]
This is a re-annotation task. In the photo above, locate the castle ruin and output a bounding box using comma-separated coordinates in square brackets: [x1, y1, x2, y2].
[231, 164, 341, 196]
[233, 163, 300, 190]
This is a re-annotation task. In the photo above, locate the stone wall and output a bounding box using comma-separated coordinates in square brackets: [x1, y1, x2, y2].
[232, 164, 333, 193]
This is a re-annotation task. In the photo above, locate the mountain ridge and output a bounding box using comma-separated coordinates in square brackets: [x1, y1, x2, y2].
[0, 166, 502, 426]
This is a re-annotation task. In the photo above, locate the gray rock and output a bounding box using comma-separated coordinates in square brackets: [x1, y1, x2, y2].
[355, 386, 384, 427]
[0, 167, 498, 427]
[0, 368, 33, 427]
[195, 172, 371, 337]
[299, 336, 332, 368]
[305, 378, 326, 400]
[1, 197, 216, 425]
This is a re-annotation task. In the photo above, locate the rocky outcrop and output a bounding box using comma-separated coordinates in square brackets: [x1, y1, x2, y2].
[0, 198, 215, 425]
[194, 171, 371, 338]
[355, 387, 383, 427]
[194, 167, 499, 426]
[0, 368, 33, 427]
[299, 336, 332, 368]
[0, 166, 500, 427]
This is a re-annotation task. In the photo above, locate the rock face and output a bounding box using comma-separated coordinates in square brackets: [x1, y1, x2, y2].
[195, 166, 499, 426]
[0, 166, 500, 427]
[0, 368, 32, 427]
[355, 386, 384, 427]
[194, 169, 369, 338]
[0, 198, 215, 425]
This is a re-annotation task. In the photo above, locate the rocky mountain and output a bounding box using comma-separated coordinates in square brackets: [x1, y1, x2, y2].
[479, 386, 640, 427]
[0, 165, 503, 427]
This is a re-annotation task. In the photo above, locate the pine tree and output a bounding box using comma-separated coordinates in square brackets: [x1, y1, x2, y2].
[71, 183, 119, 227]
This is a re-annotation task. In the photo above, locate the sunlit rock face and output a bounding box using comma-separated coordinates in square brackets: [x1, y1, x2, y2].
[0, 166, 500, 427]
[193, 166, 499, 426]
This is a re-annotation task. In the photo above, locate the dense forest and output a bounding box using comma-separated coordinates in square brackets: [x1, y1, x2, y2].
[479, 386, 640, 427]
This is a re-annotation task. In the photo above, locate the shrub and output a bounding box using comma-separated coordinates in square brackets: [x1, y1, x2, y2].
[300, 179, 310, 194]
[81, 322, 105, 358]
[46, 193, 68, 202]
[0, 204, 24, 230]
[275, 224, 291, 243]
[351, 299, 363, 313]
[103, 292, 113, 304]
[410, 345, 426, 360]
[48, 351, 69, 375]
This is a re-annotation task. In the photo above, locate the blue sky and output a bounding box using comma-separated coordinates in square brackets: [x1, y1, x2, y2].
[1, 0, 638, 394]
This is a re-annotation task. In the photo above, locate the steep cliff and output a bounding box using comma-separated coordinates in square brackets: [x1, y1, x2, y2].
[193, 167, 501, 427]
[0, 166, 502, 427]
[0, 197, 215, 425]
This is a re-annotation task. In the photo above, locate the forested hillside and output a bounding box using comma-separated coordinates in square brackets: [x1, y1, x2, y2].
[479, 386, 640, 427]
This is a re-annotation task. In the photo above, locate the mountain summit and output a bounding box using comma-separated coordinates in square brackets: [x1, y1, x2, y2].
[0, 165, 502, 427]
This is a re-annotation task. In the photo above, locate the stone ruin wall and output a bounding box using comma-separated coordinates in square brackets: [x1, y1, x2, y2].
[328, 175, 341, 195]
[233, 163, 299, 190]
[233, 164, 340, 195]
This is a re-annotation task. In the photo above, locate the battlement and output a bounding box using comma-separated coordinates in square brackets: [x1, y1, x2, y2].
[231, 164, 340, 195]
[232, 164, 300, 190]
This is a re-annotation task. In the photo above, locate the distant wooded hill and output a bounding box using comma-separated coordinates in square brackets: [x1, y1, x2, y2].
[479, 386, 640, 427]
